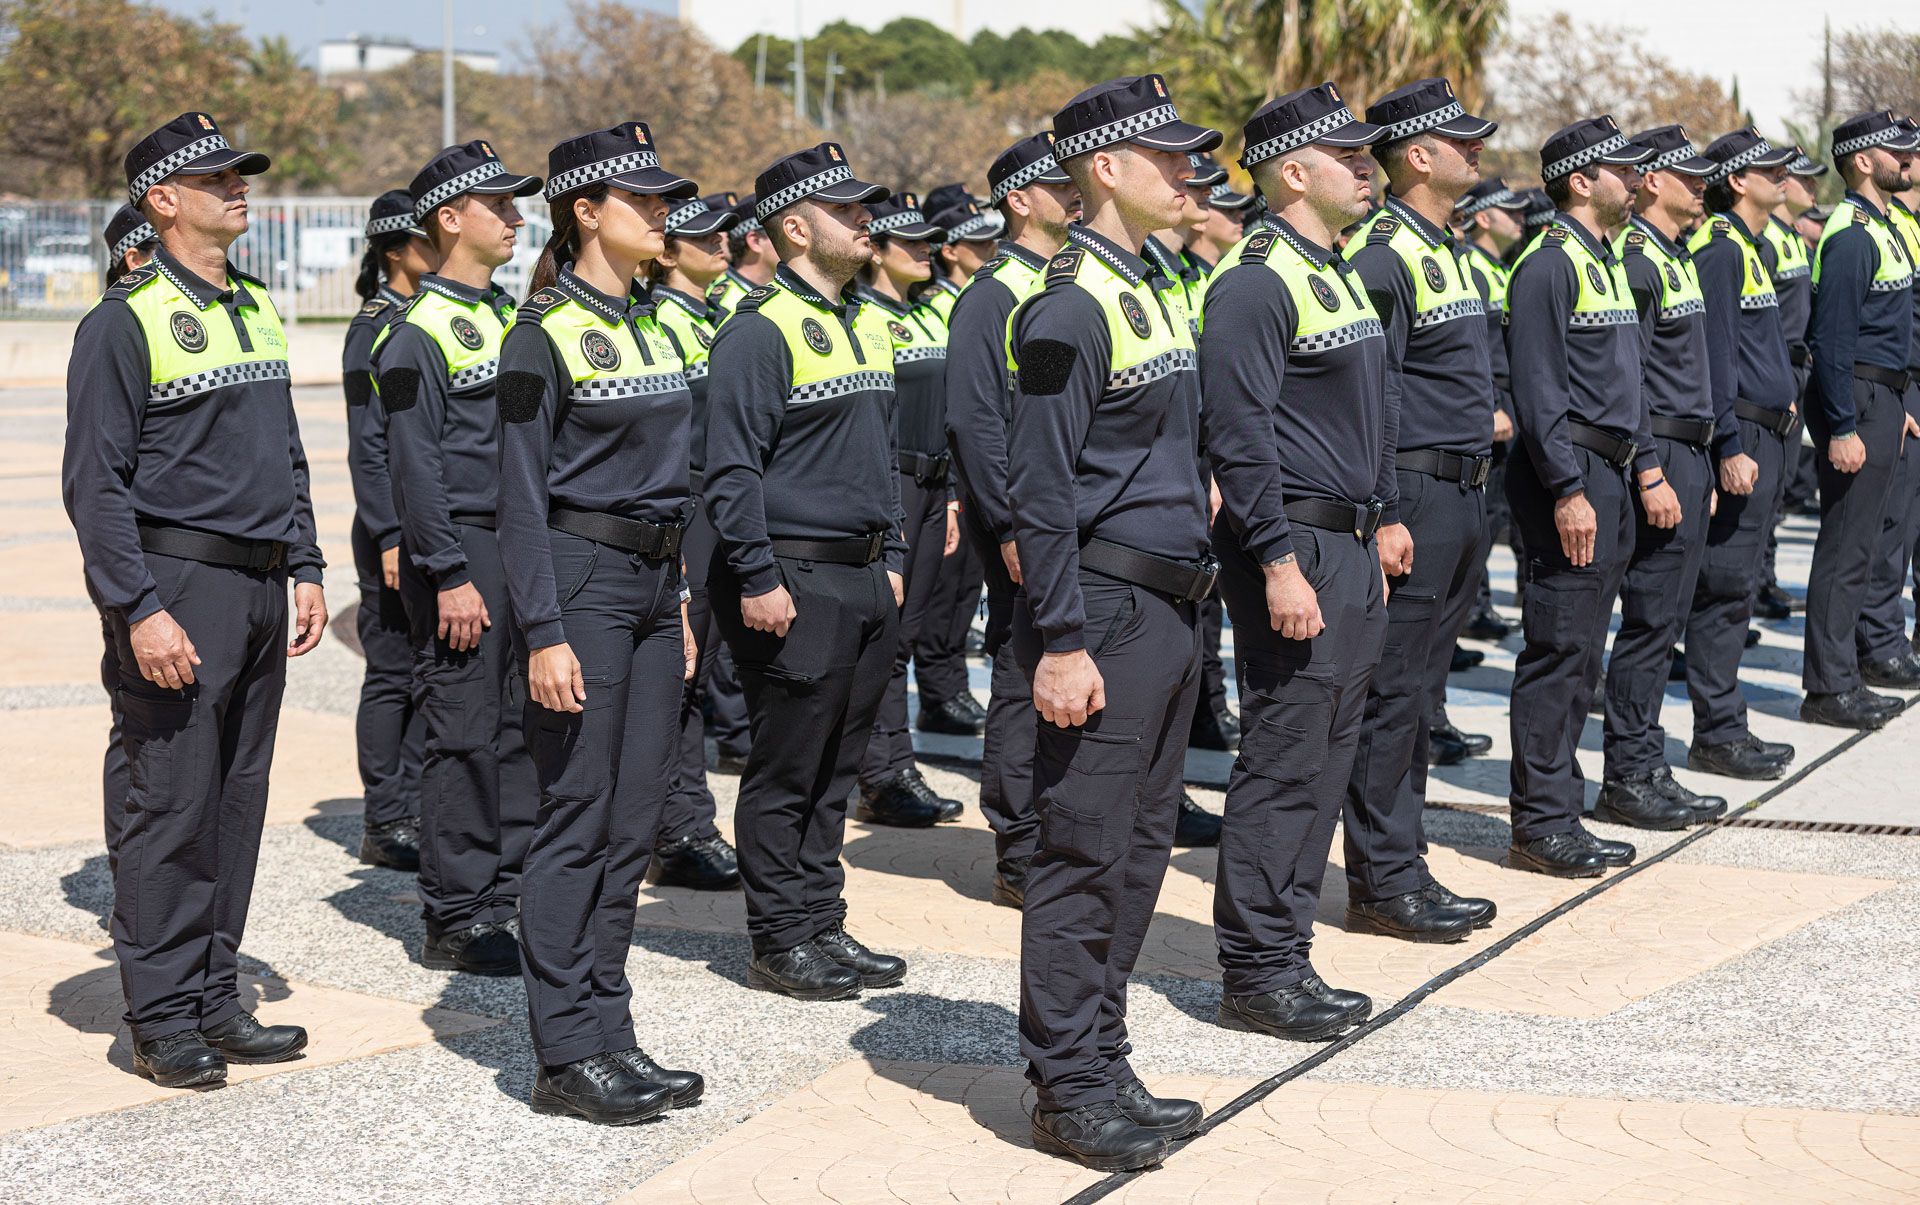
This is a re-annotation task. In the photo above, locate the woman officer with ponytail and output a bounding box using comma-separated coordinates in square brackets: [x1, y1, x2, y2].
[345, 190, 436, 872]
[496, 122, 706, 1126]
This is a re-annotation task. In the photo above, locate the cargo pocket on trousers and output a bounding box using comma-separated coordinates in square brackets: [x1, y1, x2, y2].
[1381, 589, 1439, 660]
[1696, 543, 1753, 602]
[1521, 560, 1601, 653]
[1033, 719, 1145, 866]
[116, 687, 195, 813]
[1237, 660, 1336, 786]
[529, 662, 627, 800]
[420, 654, 492, 755]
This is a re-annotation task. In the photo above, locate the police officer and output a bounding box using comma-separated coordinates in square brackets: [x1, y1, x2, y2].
[652, 192, 746, 890]
[1802, 111, 1917, 728]
[1205, 83, 1390, 1035]
[1754, 150, 1823, 618]
[704, 142, 909, 1000]
[345, 190, 435, 872]
[497, 121, 706, 1126]
[708, 198, 780, 320]
[1595, 126, 1726, 828]
[1181, 160, 1254, 275]
[1685, 129, 1806, 778]
[65, 112, 322, 1086]
[1511, 188, 1557, 262]
[1007, 74, 1217, 1171]
[377, 139, 543, 973]
[1341, 77, 1501, 942]
[945, 132, 1078, 907]
[852, 191, 963, 827]
[1504, 117, 1656, 876]
[923, 191, 1003, 327]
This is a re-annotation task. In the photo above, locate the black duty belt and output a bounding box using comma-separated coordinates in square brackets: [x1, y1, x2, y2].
[137, 523, 285, 572]
[1078, 537, 1218, 602]
[688, 470, 704, 496]
[1854, 363, 1910, 392]
[1396, 448, 1492, 488]
[548, 507, 686, 559]
[1649, 415, 1717, 448]
[771, 531, 888, 565]
[1568, 420, 1637, 469]
[897, 450, 951, 485]
[1284, 496, 1386, 540]
[1788, 344, 1809, 368]
[451, 512, 496, 531]
[1733, 401, 1800, 440]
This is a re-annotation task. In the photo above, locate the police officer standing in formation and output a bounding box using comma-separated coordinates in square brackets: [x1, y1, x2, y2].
[377, 139, 543, 974]
[1683, 129, 1804, 780]
[1754, 150, 1822, 619]
[944, 132, 1078, 907]
[1006, 75, 1218, 1171]
[497, 121, 706, 1126]
[1204, 84, 1391, 1036]
[707, 197, 780, 322]
[651, 191, 747, 890]
[1503, 117, 1656, 877]
[65, 112, 324, 1086]
[851, 190, 966, 826]
[1802, 111, 1917, 729]
[1179, 160, 1255, 278]
[345, 189, 434, 872]
[704, 142, 910, 1001]
[1594, 125, 1726, 829]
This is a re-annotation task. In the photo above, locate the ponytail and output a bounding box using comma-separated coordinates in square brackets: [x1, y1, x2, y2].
[527, 185, 609, 298]
[355, 231, 414, 301]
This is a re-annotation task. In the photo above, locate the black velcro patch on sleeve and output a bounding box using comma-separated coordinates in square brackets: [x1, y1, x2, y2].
[1017, 339, 1079, 396]
[343, 372, 372, 409]
[376, 367, 420, 413]
[497, 371, 546, 424]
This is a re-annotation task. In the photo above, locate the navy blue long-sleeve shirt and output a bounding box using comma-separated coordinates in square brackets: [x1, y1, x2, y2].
[344, 287, 405, 550]
[1810, 193, 1913, 435]
[1463, 243, 1514, 416]
[1693, 213, 1796, 459]
[945, 242, 1046, 543]
[1621, 220, 1713, 425]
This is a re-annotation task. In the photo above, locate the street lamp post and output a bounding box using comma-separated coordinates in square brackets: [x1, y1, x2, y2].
[441, 0, 455, 148]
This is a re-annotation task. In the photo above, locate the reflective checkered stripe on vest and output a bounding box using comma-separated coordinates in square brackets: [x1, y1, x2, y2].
[1006, 246, 1195, 390]
[1212, 223, 1385, 356]
[120, 270, 289, 401]
[880, 301, 949, 366]
[1813, 200, 1914, 293]
[1619, 226, 1705, 320]
[1512, 220, 1636, 328]
[529, 295, 686, 399]
[753, 287, 896, 405]
[1687, 216, 1778, 312]
[1355, 210, 1485, 331]
[1762, 216, 1811, 285]
[655, 295, 717, 382]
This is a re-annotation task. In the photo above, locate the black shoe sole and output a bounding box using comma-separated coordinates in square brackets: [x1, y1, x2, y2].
[420, 949, 520, 976]
[1798, 709, 1890, 731]
[1505, 850, 1607, 878]
[530, 1087, 670, 1125]
[1686, 753, 1787, 781]
[1590, 803, 1693, 832]
[1343, 910, 1472, 943]
[1214, 1004, 1353, 1042]
[854, 804, 940, 829]
[935, 808, 965, 825]
[1031, 1126, 1168, 1172]
[135, 1061, 228, 1089]
[212, 1037, 308, 1065]
[744, 964, 861, 1001]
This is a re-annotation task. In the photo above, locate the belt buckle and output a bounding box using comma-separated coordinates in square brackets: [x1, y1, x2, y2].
[1361, 499, 1386, 538]
[1184, 556, 1220, 603]
[1469, 456, 1491, 489]
[865, 531, 885, 563]
[258, 542, 285, 572]
[660, 525, 684, 560]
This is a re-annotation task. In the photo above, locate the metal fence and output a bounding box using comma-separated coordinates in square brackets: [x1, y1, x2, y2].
[0, 198, 554, 321]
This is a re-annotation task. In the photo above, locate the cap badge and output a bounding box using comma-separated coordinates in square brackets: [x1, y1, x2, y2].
[580, 330, 622, 371]
[197, 114, 214, 130]
[169, 311, 207, 353]
[450, 315, 486, 350]
[1118, 292, 1152, 337]
[1045, 132, 1055, 145]
[801, 316, 833, 354]
[1152, 77, 1166, 97]
[725, 192, 737, 205]
[1328, 84, 1340, 102]
[829, 145, 843, 161]
[634, 126, 648, 145]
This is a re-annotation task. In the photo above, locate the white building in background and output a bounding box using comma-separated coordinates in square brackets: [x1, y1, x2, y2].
[317, 35, 500, 79]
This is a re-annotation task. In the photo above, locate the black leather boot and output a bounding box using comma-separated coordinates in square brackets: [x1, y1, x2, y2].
[992, 857, 1028, 909]
[421, 922, 519, 975]
[1464, 608, 1511, 640]
[916, 695, 986, 735]
[1174, 794, 1222, 847]
[1217, 985, 1354, 1040]
[610, 1048, 704, 1108]
[1573, 821, 1635, 867]
[1115, 1078, 1203, 1139]
[1431, 720, 1491, 757]
[651, 834, 740, 890]
[1801, 688, 1897, 730]
[1300, 974, 1372, 1024]
[358, 818, 420, 871]
[855, 773, 943, 828]
[897, 767, 964, 822]
[200, 1012, 307, 1064]
[1647, 767, 1727, 823]
[1863, 655, 1920, 689]
[1031, 1101, 1168, 1171]
[746, 940, 862, 1000]
[1508, 832, 1609, 878]
[531, 1054, 673, 1125]
[813, 923, 907, 988]
[1593, 778, 1695, 831]
[1450, 645, 1485, 672]
[1188, 707, 1240, 751]
[1345, 889, 1475, 942]
[1688, 736, 1788, 780]
[132, 1031, 226, 1088]
[1421, 880, 1496, 928]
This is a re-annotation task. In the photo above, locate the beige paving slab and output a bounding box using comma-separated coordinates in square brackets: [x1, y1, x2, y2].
[0, 930, 499, 1134]
[0, 704, 364, 850]
[0, 605, 106, 686]
[625, 1060, 1920, 1204]
[1750, 703, 1920, 827]
[0, 533, 85, 599]
[0, 507, 69, 537]
[0, 440, 53, 476]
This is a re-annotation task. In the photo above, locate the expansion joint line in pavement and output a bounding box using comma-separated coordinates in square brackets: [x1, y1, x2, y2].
[1059, 701, 1909, 1205]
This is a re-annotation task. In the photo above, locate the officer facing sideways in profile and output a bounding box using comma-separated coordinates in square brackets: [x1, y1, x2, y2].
[377, 139, 544, 976]
[707, 197, 779, 321]
[1006, 74, 1219, 1172]
[64, 112, 325, 1087]
[344, 189, 435, 874]
[1801, 111, 1918, 729]
[703, 142, 911, 1002]
[1502, 116, 1657, 877]
[1203, 83, 1391, 1038]
[1341, 77, 1502, 945]
[1753, 149, 1823, 619]
[496, 121, 706, 1126]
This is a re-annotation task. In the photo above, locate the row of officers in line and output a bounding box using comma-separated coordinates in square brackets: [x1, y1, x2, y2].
[61, 72, 1920, 1169]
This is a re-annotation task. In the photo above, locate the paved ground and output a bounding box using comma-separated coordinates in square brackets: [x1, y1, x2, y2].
[1, 384, 1917, 1203]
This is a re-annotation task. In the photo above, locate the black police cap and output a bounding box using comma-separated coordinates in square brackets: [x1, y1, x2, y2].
[1051, 75, 1220, 161]
[1701, 127, 1796, 184]
[365, 189, 427, 239]
[1539, 116, 1654, 182]
[665, 192, 742, 238]
[1208, 180, 1255, 210]
[1897, 117, 1920, 153]
[410, 140, 542, 225]
[1833, 110, 1908, 159]
[1241, 83, 1385, 170]
[930, 197, 1004, 243]
[728, 196, 763, 233]
[1185, 153, 1229, 188]
[1520, 188, 1556, 228]
[1456, 178, 1529, 218]
[1788, 148, 1829, 177]
[922, 182, 978, 217]
[988, 132, 1072, 205]
[1365, 78, 1495, 143]
[124, 112, 271, 207]
[545, 122, 696, 204]
[103, 204, 156, 262]
[867, 192, 946, 242]
[754, 142, 888, 223]
[1633, 125, 1717, 178]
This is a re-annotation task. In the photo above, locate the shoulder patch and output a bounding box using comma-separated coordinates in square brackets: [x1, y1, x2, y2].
[1044, 246, 1085, 287]
[359, 297, 393, 318]
[972, 254, 1008, 281]
[103, 264, 159, 300]
[1543, 226, 1569, 242]
[1241, 230, 1278, 264]
[1710, 218, 1732, 238]
[512, 288, 565, 326]
[1365, 216, 1400, 246]
[1622, 230, 1647, 257]
[734, 284, 778, 313]
[1854, 207, 1871, 225]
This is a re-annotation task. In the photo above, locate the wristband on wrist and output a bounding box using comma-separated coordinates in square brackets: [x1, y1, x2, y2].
[1639, 475, 1665, 491]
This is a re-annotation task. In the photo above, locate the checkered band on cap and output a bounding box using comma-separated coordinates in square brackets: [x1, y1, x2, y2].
[1542, 131, 1627, 181]
[543, 149, 661, 200]
[127, 135, 231, 205]
[870, 208, 933, 235]
[756, 164, 853, 222]
[1647, 143, 1704, 175]
[664, 200, 710, 234]
[112, 220, 157, 262]
[1054, 103, 1179, 160]
[1378, 100, 1466, 142]
[416, 160, 509, 221]
[1708, 138, 1777, 184]
[1457, 186, 1518, 217]
[1242, 107, 1360, 168]
[365, 213, 421, 237]
[948, 211, 999, 239]
[991, 153, 1062, 203]
[1834, 125, 1902, 157]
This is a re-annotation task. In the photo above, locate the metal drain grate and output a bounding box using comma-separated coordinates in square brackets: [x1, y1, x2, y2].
[1722, 816, 1920, 837]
